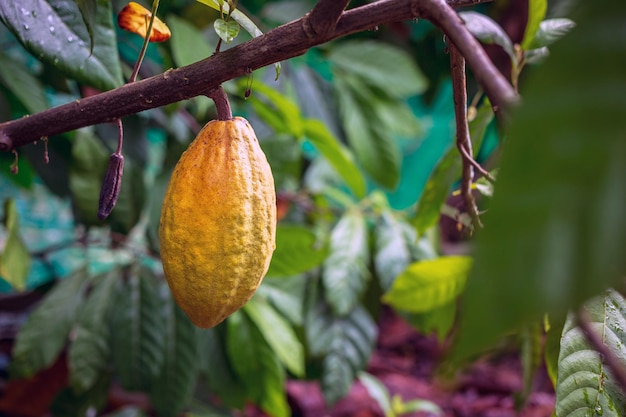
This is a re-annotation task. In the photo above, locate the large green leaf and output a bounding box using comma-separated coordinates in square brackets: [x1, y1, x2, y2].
[336, 77, 401, 190]
[0, 0, 123, 90]
[50, 372, 110, 417]
[328, 40, 427, 98]
[256, 275, 306, 326]
[303, 119, 366, 198]
[0, 199, 31, 291]
[555, 290, 626, 417]
[243, 296, 304, 377]
[452, 1, 626, 362]
[226, 310, 289, 417]
[69, 269, 118, 393]
[10, 268, 90, 379]
[69, 129, 108, 226]
[197, 327, 247, 409]
[382, 256, 472, 314]
[150, 285, 199, 417]
[306, 300, 377, 405]
[322, 210, 370, 316]
[249, 82, 303, 138]
[0, 52, 48, 114]
[374, 211, 413, 291]
[267, 224, 328, 277]
[110, 265, 165, 392]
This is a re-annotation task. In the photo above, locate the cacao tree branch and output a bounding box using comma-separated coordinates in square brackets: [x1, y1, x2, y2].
[304, 0, 352, 37]
[416, 0, 518, 115]
[450, 43, 482, 230]
[0, 0, 495, 151]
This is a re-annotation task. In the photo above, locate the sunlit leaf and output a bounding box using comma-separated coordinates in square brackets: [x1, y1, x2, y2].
[383, 256, 472, 313]
[168, 15, 212, 67]
[521, 0, 547, 50]
[358, 372, 391, 415]
[0, 199, 31, 291]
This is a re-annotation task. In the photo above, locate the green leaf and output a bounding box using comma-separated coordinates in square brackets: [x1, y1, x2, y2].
[243, 296, 304, 377]
[358, 372, 391, 415]
[382, 256, 472, 314]
[168, 15, 213, 67]
[256, 276, 306, 325]
[306, 301, 377, 405]
[521, 0, 547, 50]
[322, 210, 371, 316]
[402, 301, 457, 342]
[10, 268, 90, 379]
[452, 1, 626, 363]
[195, 0, 279, 78]
[226, 310, 289, 417]
[303, 119, 366, 198]
[336, 78, 400, 189]
[0, 0, 123, 90]
[413, 103, 493, 234]
[374, 211, 413, 291]
[197, 327, 247, 409]
[214, 18, 240, 43]
[69, 129, 108, 226]
[267, 224, 328, 277]
[0, 199, 31, 291]
[529, 18, 576, 49]
[518, 323, 543, 406]
[50, 372, 110, 417]
[69, 269, 118, 393]
[250, 82, 303, 138]
[75, 0, 98, 53]
[110, 265, 165, 392]
[544, 315, 565, 388]
[0, 51, 48, 114]
[459, 11, 516, 65]
[328, 40, 428, 98]
[150, 286, 199, 417]
[555, 290, 626, 417]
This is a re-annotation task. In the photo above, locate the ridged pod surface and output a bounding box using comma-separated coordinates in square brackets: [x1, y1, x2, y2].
[159, 117, 276, 328]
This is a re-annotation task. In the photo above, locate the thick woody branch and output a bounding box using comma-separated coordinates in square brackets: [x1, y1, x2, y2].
[0, 0, 494, 151]
[416, 0, 518, 114]
[304, 0, 352, 37]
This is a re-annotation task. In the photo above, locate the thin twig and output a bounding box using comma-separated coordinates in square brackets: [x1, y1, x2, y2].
[129, 0, 160, 83]
[449, 42, 482, 230]
[457, 144, 496, 183]
[0, 0, 494, 151]
[415, 0, 518, 118]
[577, 310, 626, 394]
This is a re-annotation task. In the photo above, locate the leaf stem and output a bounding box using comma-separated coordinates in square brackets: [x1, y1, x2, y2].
[129, 0, 160, 83]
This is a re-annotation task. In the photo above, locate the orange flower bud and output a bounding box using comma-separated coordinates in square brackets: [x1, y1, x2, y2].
[118, 2, 171, 42]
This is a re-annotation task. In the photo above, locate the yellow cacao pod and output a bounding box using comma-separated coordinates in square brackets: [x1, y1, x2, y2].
[159, 117, 276, 328]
